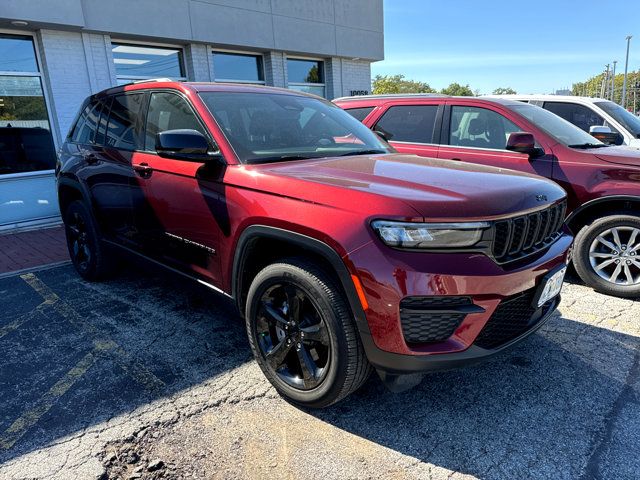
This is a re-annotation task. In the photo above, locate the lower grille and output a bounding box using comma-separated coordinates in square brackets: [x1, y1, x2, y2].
[400, 296, 475, 344]
[473, 288, 554, 349]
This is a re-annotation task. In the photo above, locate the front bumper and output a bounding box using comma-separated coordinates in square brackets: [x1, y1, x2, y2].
[345, 230, 573, 373]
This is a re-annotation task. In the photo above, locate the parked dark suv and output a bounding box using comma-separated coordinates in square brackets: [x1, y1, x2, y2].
[337, 94, 640, 298]
[57, 81, 572, 407]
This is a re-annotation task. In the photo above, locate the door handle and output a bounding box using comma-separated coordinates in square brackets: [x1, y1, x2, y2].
[133, 162, 153, 177]
[451, 158, 461, 161]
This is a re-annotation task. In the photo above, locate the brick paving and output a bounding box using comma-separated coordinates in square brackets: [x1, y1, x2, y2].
[0, 226, 69, 275]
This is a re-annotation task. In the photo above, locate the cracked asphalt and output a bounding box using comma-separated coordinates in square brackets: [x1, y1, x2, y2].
[0, 262, 638, 479]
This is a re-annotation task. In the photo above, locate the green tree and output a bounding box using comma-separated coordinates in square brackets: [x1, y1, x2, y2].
[440, 82, 474, 96]
[372, 74, 436, 94]
[572, 69, 640, 105]
[492, 87, 517, 95]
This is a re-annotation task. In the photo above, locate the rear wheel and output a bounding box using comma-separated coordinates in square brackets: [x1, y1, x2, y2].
[63, 200, 116, 281]
[245, 258, 371, 408]
[573, 214, 640, 298]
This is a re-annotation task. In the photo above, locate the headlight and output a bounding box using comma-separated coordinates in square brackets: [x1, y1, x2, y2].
[371, 220, 490, 248]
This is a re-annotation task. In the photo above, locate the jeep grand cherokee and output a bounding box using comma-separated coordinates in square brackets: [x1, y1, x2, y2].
[57, 82, 572, 407]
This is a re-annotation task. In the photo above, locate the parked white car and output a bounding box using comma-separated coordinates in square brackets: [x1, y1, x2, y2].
[487, 94, 640, 149]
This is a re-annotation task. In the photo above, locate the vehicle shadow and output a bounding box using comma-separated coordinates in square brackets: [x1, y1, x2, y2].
[1, 262, 638, 478]
[311, 308, 640, 478]
[0, 261, 253, 465]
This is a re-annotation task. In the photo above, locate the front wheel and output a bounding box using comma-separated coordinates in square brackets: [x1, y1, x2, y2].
[245, 258, 371, 408]
[573, 214, 640, 298]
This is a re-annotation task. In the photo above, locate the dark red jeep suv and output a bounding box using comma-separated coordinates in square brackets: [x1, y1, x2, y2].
[57, 82, 571, 407]
[337, 94, 640, 298]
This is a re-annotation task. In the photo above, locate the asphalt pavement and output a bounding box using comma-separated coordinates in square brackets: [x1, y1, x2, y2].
[0, 263, 638, 479]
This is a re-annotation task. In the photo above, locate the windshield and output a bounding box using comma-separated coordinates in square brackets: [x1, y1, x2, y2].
[509, 103, 605, 147]
[199, 91, 392, 164]
[595, 101, 640, 137]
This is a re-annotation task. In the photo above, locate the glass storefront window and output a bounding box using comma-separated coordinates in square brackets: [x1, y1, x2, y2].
[111, 43, 186, 83]
[0, 34, 38, 72]
[213, 52, 264, 83]
[287, 58, 325, 98]
[0, 35, 56, 176]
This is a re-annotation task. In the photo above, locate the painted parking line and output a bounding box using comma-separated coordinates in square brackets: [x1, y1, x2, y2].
[20, 273, 165, 393]
[0, 341, 111, 451]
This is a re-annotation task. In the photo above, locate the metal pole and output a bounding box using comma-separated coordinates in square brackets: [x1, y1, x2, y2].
[602, 65, 609, 98]
[611, 60, 617, 101]
[622, 36, 632, 108]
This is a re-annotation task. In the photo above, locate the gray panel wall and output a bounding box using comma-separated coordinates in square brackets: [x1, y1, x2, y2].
[0, 0, 384, 61]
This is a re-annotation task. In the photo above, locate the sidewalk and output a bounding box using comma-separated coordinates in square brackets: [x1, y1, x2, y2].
[0, 226, 69, 276]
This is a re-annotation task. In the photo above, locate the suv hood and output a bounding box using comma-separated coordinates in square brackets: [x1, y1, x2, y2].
[253, 154, 565, 220]
[593, 145, 640, 166]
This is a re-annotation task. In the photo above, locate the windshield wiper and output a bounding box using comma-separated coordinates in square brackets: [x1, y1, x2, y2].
[245, 155, 315, 164]
[338, 149, 387, 157]
[567, 143, 610, 149]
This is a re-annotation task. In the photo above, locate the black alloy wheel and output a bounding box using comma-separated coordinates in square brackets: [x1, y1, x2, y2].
[256, 282, 331, 390]
[245, 258, 372, 408]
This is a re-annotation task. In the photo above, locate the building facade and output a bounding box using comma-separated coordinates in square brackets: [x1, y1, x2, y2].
[0, 0, 384, 230]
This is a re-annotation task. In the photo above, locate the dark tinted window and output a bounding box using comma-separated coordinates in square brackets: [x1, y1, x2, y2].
[105, 94, 145, 150]
[543, 102, 605, 132]
[449, 106, 520, 150]
[345, 107, 374, 122]
[375, 105, 438, 143]
[213, 52, 264, 82]
[71, 102, 101, 144]
[145, 92, 207, 151]
[595, 101, 640, 136]
[287, 59, 323, 84]
[0, 128, 56, 174]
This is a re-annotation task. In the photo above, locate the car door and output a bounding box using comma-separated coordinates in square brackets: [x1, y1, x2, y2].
[437, 103, 553, 178]
[368, 103, 442, 158]
[67, 95, 138, 243]
[129, 90, 225, 286]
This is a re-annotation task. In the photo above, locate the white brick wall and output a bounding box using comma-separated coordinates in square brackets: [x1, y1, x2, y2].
[337, 59, 371, 98]
[323, 58, 372, 99]
[263, 51, 287, 88]
[36, 30, 109, 143]
[185, 44, 212, 82]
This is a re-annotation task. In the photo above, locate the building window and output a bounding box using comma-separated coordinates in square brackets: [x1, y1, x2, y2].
[0, 34, 56, 176]
[287, 58, 325, 98]
[212, 52, 264, 84]
[111, 43, 186, 85]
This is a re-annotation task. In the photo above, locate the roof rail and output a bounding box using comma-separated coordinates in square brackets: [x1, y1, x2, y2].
[334, 93, 449, 102]
[131, 77, 175, 84]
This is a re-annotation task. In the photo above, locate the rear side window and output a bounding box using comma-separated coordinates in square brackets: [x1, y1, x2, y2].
[374, 105, 438, 143]
[144, 92, 207, 151]
[105, 93, 145, 150]
[542, 102, 606, 133]
[70, 101, 100, 144]
[344, 107, 374, 122]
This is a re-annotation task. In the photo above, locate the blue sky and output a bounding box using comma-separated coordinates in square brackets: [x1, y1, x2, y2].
[372, 0, 640, 94]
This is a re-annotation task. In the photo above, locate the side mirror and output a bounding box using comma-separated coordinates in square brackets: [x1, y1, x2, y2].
[506, 132, 543, 157]
[589, 125, 623, 145]
[156, 129, 224, 162]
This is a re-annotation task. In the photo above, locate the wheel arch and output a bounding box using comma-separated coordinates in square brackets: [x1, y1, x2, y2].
[57, 177, 91, 218]
[231, 226, 371, 338]
[566, 195, 640, 233]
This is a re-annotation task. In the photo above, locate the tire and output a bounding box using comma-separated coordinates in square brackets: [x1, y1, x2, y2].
[573, 214, 640, 298]
[245, 258, 372, 408]
[63, 200, 116, 281]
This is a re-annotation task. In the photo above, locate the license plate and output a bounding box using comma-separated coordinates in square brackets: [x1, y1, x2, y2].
[535, 266, 566, 308]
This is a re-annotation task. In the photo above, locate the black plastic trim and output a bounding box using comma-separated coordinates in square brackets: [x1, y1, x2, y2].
[565, 195, 640, 226]
[368, 295, 559, 374]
